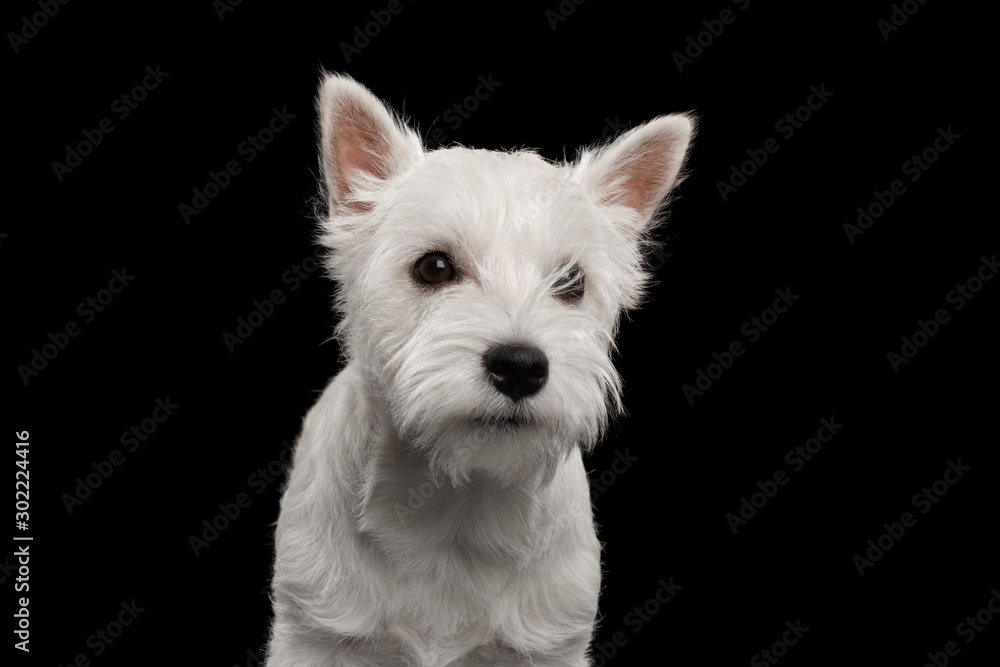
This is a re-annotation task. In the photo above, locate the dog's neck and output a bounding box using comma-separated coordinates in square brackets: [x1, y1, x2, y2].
[353, 409, 554, 575]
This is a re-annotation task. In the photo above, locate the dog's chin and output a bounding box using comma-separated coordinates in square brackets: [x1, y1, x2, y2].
[472, 414, 534, 433]
[408, 412, 573, 488]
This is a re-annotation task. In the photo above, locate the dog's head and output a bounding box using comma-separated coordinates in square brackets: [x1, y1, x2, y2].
[316, 73, 693, 486]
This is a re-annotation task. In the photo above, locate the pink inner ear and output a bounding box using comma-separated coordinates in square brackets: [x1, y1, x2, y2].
[615, 155, 665, 216]
[604, 140, 679, 221]
[332, 100, 393, 208]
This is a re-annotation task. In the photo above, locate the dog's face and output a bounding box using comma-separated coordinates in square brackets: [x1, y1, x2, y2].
[317, 75, 692, 486]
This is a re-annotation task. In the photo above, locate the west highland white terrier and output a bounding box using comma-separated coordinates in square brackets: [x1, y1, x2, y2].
[265, 73, 693, 666]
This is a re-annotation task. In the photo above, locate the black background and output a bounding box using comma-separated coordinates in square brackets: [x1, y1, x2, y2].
[7, 1, 996, 665]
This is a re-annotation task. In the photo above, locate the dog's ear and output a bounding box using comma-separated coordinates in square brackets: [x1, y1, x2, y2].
[575, 114, 695, 236]
[317, 73, 423, 212]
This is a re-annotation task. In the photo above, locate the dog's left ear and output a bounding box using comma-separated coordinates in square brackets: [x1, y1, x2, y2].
[575, 114, 695, 236]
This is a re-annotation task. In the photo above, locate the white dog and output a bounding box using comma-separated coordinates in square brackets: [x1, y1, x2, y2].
[265, 73, 693, 666]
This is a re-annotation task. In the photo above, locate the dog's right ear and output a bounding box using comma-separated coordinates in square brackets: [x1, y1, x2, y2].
[317, 73, 423, 212]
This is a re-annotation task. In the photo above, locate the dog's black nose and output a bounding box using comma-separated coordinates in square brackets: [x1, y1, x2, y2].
[484, 344, 548, 402]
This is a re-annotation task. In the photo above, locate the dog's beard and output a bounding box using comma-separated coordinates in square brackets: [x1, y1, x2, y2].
[383, 372, 615, 488]
[402, 415, 572, 488]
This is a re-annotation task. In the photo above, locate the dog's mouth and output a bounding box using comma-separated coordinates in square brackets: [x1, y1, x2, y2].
[473, 414, 533, 432]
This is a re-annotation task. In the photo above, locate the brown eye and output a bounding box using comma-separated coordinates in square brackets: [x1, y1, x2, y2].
[554, 265, 585, 302]
[414, 252, 456, 285]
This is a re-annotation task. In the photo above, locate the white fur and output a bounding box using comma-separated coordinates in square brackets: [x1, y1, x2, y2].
[265, 73, 693, 666]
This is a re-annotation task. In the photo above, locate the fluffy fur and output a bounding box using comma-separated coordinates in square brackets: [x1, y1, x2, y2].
[265, 73, 694, 666]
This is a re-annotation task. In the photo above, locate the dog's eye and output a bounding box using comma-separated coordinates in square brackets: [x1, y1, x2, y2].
[414, 252, 456, 286]
[553, 265, 585, 302]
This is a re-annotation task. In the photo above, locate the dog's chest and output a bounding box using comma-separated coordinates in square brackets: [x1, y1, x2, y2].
[353, 435, 602, 663]
[380, 557, 589, 665]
